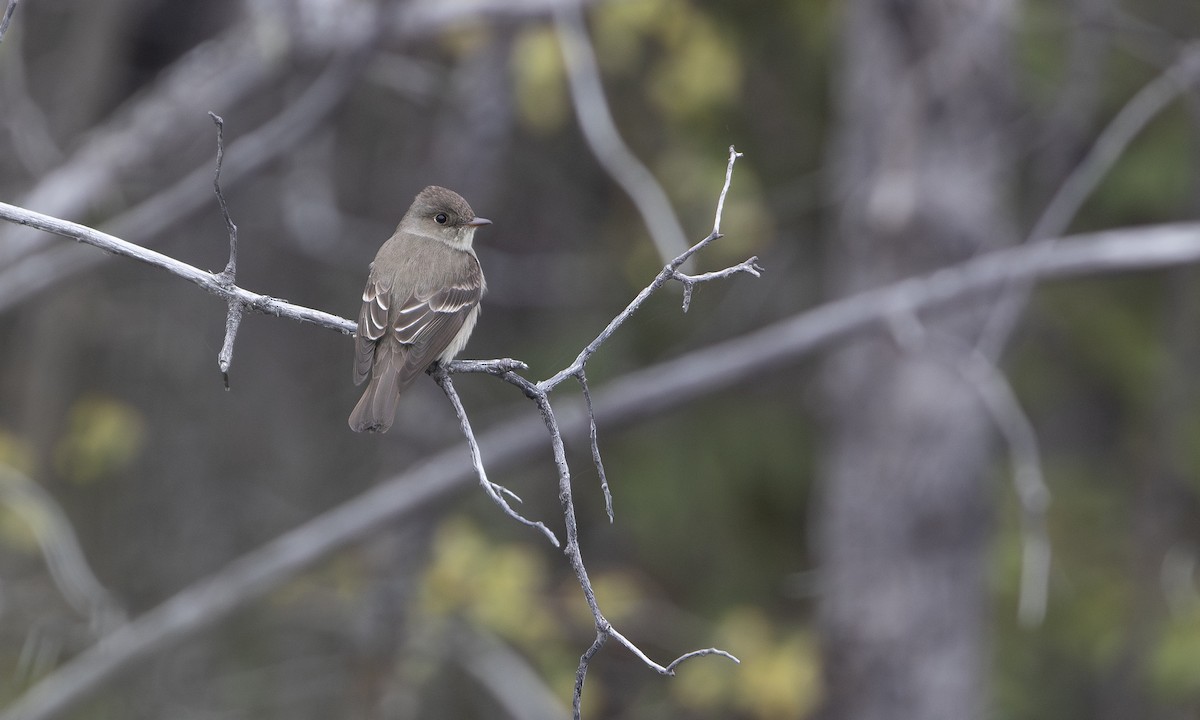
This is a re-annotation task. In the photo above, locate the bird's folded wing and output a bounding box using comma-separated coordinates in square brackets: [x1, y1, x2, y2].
[353, 257, 483, 391]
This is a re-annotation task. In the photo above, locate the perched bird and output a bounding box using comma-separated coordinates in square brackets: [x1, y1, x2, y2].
[349, 186, 490, 433]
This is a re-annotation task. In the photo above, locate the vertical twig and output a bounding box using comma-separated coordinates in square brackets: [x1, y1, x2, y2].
[576, 371, 613, 522]
[209, 112, 244, 388]
[712, 145, 743, 237]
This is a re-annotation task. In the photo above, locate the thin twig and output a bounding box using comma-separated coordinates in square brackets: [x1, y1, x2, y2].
[663, 647, 742, 674]
[607, 625, 739, 674]
[573, 634, 607, 720]
[217, 308, 243, 391]
[577, 371, 613, 522]
[431, 366, 560, 547]
[209, 113, 245, 387]
[673, 147, 761, 312]
[209, 113, 239, 281]
[673, 257, 763, 312]
[712, 146, 743, 236]
[442, 358, 530, 376]
[539, 147, 751, 391]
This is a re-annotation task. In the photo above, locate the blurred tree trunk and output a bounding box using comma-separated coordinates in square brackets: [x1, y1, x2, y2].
[816, 0, 1016, 719]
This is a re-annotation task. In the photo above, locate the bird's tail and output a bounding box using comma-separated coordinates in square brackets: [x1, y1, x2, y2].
[348, 346, 402, 433]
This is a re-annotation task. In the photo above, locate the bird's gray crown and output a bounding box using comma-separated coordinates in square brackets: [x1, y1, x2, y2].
[408, 185, 478, 225]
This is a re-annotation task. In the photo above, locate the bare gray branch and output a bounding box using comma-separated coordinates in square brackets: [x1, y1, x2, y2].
[0, 202, 356, 335]
[539, 148, 752, 391]
[208, 112, 244, 384]
[432, 367, 560, 547]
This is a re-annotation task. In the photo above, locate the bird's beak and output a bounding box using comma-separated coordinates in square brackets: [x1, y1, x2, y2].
[466, 217, 492, 227]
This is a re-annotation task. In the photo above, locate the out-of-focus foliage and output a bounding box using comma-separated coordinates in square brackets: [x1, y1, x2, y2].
[54, 395, 145, 486]
[674, 607, 820, 718]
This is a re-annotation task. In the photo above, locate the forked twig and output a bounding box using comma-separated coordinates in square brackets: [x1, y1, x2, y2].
[431, 365, 560, 547]
[539, 147, 756, 392]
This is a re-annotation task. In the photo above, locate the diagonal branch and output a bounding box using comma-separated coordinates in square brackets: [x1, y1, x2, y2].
[0, 201, 355, 335]
[539, 147, 753, 392]
[208, 112, 245, 387]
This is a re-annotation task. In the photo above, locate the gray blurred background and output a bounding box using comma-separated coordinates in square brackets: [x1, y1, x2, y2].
[2, 0, 1200, 718]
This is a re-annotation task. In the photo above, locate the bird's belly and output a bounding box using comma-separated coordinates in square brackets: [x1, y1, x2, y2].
[438, 305, 480, 362]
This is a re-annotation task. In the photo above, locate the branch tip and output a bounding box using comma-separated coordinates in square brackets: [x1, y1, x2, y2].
[663, 647, 742, 674]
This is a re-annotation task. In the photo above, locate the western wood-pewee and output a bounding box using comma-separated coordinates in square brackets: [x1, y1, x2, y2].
[349, 186, 490, 433]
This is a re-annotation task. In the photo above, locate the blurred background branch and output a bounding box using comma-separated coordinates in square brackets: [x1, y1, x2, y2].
[0, 465, 124, 634]
[553, 1, 691, 266]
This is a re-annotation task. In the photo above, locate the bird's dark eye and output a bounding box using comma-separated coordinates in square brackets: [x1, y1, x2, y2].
[435, 213, 448, 225]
